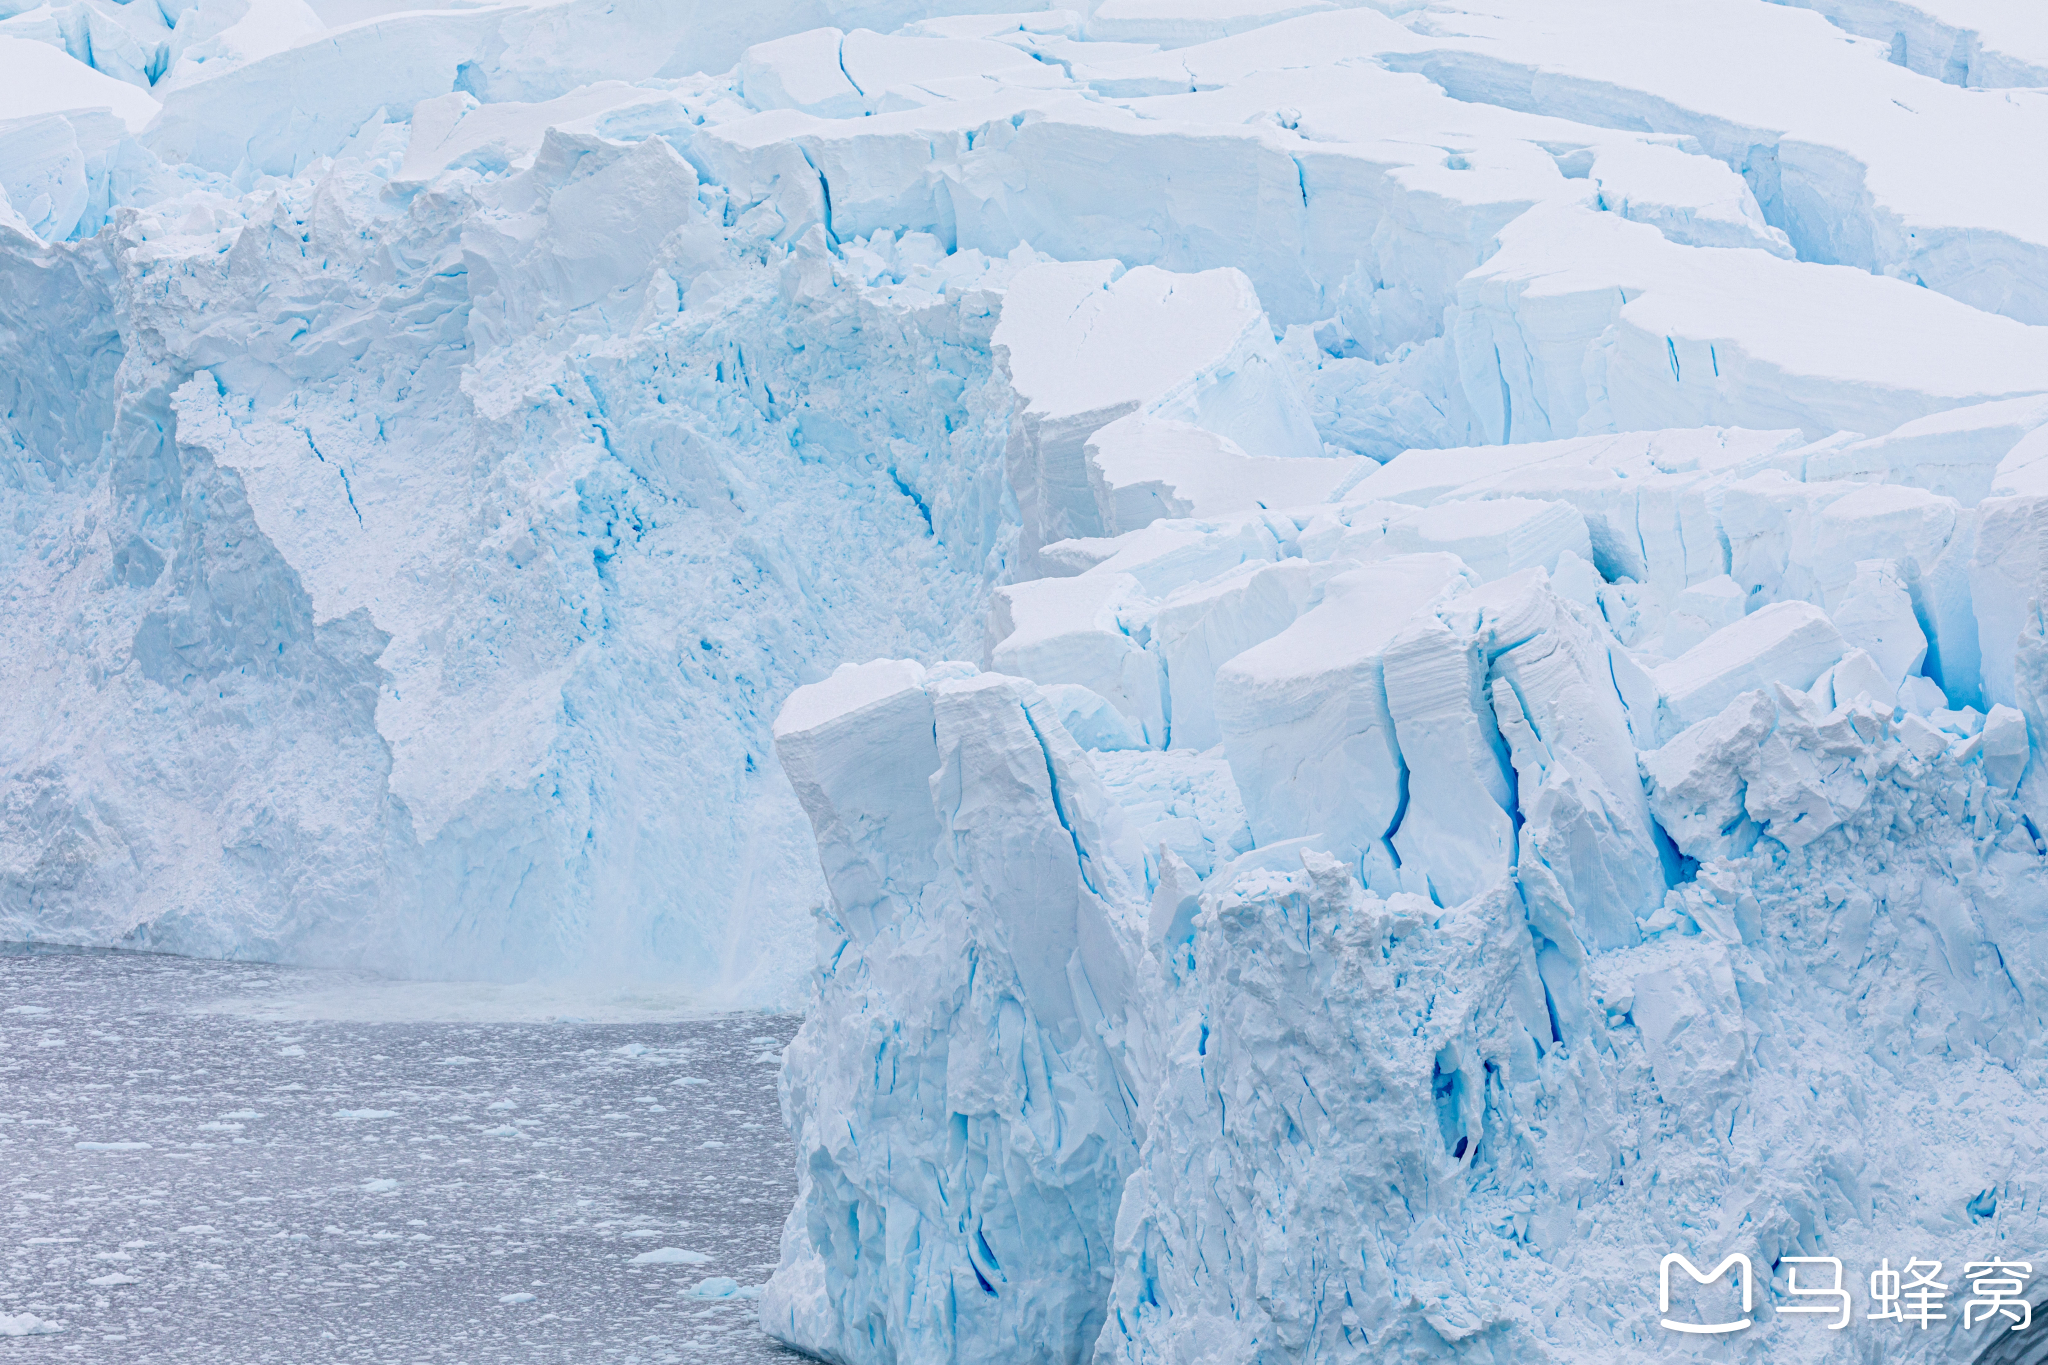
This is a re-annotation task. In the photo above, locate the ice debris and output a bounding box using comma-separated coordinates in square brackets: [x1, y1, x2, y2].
[0, 1312, 65, 1336]
[628, 1247, 711, 1265]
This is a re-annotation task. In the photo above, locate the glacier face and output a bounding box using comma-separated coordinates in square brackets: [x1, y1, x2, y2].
[0, 55, 1039, 995]
[6, 0, 2048, 1359]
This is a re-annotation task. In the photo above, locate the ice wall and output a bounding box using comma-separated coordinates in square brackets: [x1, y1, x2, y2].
[771, 457, 2048, 1363]
[763, 659, 1149, 1363]
[774, 550, 2048, 1365]
[1100, 725, 2048, 1363]
[0, 84, 1045, 996]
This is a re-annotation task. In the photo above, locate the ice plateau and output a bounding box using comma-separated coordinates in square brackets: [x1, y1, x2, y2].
[5, 0, 2048, 1361]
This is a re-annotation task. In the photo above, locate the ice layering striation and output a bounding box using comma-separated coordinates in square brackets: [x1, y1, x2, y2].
[7, 0, 2048, 1359]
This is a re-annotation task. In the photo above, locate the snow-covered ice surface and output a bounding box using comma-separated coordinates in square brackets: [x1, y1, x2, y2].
[0, 946, 802, 1362]
[9, 0, 2048, 1361]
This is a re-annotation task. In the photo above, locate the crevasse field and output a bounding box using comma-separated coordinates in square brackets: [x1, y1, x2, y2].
[5, 0, 2048, 1360]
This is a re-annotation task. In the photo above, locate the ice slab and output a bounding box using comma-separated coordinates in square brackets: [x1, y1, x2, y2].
[1361, 427, 1803, 593]
[1083, 0, 1339, 47]
[1151, 556, 1342, 751]
[1352, 426, 1803, 511]
[771, 659, 942, 946]
[1376, 496, 1589, 583]
[1384, 0, 2048, 325]
[841, 26, 1059, 103]
[146, 0, 1003, 176]
[1215, 553, 1473, 878]
[994, 260, 1317, 568]
[1461, 201, 2048, 445]
[1776, 0, 2048, 87]
[741, 27, 1055, 118]
[1829, 559, 1928, 689]
[1037, 681, 1150, 750]
[1043, 512, 1290, 595]
[1993, 424, 2048, 498]
[1084, 415, 1367, 535]
[1972, 494, 2048, 707]
[1662, 574, 1747, 656]
[1587, 139, 1793, 257]
[1808, 393, 2048, 505]
[1654, 599, 1851, 737]
[1808, 646, 1893, 712]
[154, 0, 329, 94]
[396, 84, 693, 183]
[1718, 476, 1963, 634]
[0, 34, 160, 132]
[739, 28, 867, 118]
[989, 572, 1167, 745]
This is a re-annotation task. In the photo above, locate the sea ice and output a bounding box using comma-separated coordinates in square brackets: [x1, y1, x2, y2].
[0, 1312, 64, 1336]
[631, 1247, 713, 1265]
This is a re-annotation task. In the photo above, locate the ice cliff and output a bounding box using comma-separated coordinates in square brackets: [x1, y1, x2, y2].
[5, 0, 2048, 1359]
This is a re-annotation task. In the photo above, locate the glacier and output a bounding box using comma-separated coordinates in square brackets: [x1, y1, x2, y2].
[5, 0, 2048, 1360]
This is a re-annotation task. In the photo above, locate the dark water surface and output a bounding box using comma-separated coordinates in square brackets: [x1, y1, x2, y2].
[0, 946, 806, 1363]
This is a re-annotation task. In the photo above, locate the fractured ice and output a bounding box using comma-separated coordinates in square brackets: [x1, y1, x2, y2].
[5, 0, 2048, 1360]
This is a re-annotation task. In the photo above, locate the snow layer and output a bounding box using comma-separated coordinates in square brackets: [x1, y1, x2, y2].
[5, 2, 2048, 1359]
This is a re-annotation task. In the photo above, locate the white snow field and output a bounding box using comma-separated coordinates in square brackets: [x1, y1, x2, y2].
[5, 0, 2048, 1361]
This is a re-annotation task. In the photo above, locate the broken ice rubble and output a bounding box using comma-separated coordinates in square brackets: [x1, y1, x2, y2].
[6, 0, 2048, 1360]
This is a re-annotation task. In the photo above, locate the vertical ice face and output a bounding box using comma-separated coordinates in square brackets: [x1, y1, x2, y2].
[771, 659, 944, 947]
[1465, 571, 1667, 952]
[763, 661, 1148, 1364]
[776, 596, 2048, 1365]
[0, 105, 1049, 994]
[1100, 865, 1563, 1365]
[1213, 553, 1474, 883]
[1379, 603, 1519, 905]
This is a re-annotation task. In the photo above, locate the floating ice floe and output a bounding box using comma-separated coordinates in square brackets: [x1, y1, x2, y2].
[0, 1311, 64, 1336]
[629, 1246, 712, 1265]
